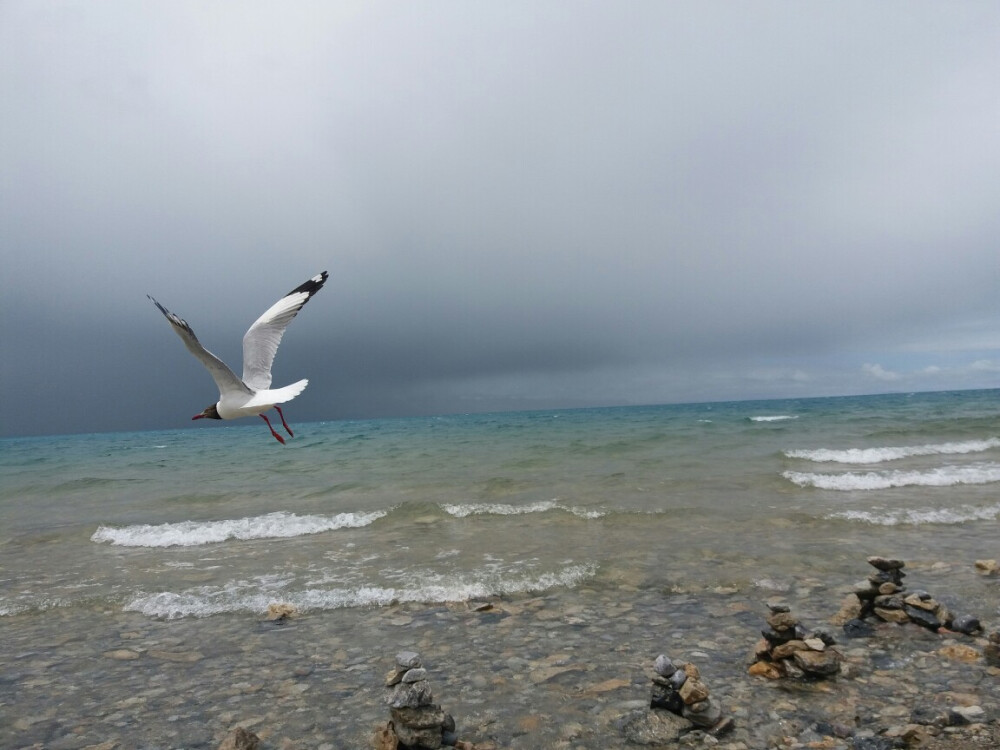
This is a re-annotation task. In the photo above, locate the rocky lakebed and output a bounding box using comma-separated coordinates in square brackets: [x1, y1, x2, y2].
[4, 556, 1000, 750]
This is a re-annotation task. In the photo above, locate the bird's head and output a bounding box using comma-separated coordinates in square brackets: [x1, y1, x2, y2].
[192, 404, 222, 420]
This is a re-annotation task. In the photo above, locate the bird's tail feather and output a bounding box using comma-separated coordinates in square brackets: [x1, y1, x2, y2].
[245, 379, 308, 408]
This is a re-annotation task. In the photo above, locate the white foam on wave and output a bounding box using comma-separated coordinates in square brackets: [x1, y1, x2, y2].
[830, 503, 1000, 526]
[782, 462, 1000, 491]
[441, 500, 605, 519]
[749, 415, 797, 422]
[124, 562, 599, 619]
[91, 510, 388, 548]
[786, 438, 1000, 465]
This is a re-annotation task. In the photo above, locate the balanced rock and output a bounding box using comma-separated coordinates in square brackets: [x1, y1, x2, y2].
[843, 555, 982, 634]
[647, 653, 727, 732]
[749, 605, 841, 679]
[382, 652, 453, 750]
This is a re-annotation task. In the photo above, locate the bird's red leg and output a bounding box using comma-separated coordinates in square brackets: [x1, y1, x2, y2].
[275, 406, 294, 437]
[260, 414, 286, 444]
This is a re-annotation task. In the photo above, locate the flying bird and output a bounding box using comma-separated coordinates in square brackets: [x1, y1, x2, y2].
[149, 271, 328, 444]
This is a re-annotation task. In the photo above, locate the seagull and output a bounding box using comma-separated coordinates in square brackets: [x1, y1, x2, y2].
[149, 271, 328, 444]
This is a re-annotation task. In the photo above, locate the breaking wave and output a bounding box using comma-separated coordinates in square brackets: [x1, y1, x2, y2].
[441, 500, 605, 519]
[829, 503, 1000, 526]
[92, 500, 608, 548]
[782, 462, 1000, 491]
[91, 510, 387, 547]
[749, 415, 797, 422]
[786, 438, 1000, 465]
[124, 562, 599, 619]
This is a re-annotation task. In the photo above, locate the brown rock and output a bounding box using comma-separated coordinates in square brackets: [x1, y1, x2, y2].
[904, 593, 938, 611]
[830, 593, 863, 626]
[766, 612, 798, 631]
[678, 678, 710, 705]
[975, 559, 999, 575]
[874, 607, 911, 623]
[792, 648, 842, 676]
[748, 660, 784, 679]
[103, 649, 141, 660]
[751, 638, 771, 661]
[373, 721, 398, 750]
[217, 727, 260, 750]
[939, 644, 980, 663]
[385, 667, 407, 687]
[682, 662, 700, 679]
[771, 640, 808, 660]
[265, 602, 297, 621]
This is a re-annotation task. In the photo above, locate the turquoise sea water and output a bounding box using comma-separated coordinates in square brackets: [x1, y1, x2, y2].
[3, 389, 1000, 620]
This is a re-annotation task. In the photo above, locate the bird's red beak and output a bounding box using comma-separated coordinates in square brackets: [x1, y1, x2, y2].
[192, 413, 205, 420]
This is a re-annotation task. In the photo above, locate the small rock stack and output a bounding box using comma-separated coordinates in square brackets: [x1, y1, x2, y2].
[383, 651, 457, 749]
[748, 604, 842, 679]
[833, 556, 983, 636]
[649, 654, 728, 731]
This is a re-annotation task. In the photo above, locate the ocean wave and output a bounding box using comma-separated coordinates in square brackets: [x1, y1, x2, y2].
[124, 563, 598, 619]
[786, 437, 1000, 465]
[782, 462, 1000, 491]
[829, 503, 1000, 526]
[91, 510, 387, 547]
[749, 415, 797, 422]
[441, 500, 605, 519]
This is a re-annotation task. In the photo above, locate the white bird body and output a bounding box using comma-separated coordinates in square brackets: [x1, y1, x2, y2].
[149, 271, 328, 443]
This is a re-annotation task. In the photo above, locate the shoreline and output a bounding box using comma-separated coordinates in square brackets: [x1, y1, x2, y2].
[4, 559, 1000, 749]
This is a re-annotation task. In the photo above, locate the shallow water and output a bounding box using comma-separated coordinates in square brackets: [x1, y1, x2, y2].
[3, 390, 1000, 746]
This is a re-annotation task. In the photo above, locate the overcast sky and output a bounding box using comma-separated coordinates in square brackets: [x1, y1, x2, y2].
[2, 1, 999, 437]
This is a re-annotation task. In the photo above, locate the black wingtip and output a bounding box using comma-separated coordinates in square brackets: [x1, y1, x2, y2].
[286, 271, 329, 299]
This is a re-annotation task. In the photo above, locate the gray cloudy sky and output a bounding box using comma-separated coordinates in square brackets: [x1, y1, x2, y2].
[2, 1, 1000, 437]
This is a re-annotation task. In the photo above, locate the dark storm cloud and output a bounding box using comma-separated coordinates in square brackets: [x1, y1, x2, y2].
[2, 1, 1000, 437]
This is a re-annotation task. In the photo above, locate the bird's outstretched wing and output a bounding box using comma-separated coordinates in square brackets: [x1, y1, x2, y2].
[241, 271, 328, 391]
[148, 296, 251, 399]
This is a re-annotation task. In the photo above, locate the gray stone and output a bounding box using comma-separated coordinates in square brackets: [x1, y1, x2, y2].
[391, 704, 445, 729]
[668, 668, 688, 689]
[396, 651, 422, 669]
[617, 708, 691, 745]
[394, 721, 443, 749]
[386, 680, 434, 708]
[653, 654, 676, 677]
[402, 667, 429, 683]
[951, 614, 981, 634]
[843, 618, 875, 638]
[683, 697, 722, 728]
[868, 556, 905, 571]
[903, 605, 941, 630]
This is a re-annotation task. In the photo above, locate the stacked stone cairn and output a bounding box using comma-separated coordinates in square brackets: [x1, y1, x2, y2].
[650, 654, 729, 731]
[833, 556, 983, 636]
[748, 604, 842, 679]
[383, 651, 457, 749]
